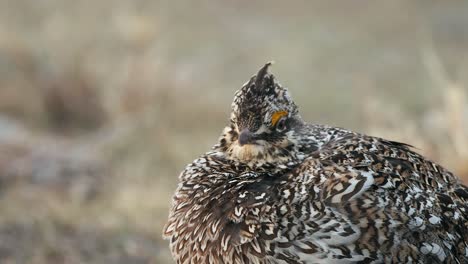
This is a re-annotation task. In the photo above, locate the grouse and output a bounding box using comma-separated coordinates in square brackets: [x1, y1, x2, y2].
[164, 63, 468, 264]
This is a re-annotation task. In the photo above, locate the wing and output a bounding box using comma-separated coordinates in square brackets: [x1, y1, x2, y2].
[302, 134, 468, 263]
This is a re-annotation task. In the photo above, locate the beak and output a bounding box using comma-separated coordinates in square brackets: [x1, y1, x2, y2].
[238, 128, 255, 146]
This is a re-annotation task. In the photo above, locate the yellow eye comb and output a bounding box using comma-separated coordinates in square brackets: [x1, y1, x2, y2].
[271, 110, 288, 126]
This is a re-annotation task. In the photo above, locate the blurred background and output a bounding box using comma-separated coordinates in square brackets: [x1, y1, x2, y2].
[0, 0, 467, 263]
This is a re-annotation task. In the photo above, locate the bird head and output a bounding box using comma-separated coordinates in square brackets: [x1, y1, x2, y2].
[217, 63, 305, 165]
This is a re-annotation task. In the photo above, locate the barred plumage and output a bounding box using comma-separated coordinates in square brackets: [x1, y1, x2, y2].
[164, 63, 468, 263]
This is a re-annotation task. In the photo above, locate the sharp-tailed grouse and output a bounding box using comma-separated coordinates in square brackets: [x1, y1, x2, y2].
[164, 63, 468, 264]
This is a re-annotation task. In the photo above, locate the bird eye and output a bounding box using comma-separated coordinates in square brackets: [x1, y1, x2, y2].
[271, 110, 288, 127]
[275, 117, 288, 132]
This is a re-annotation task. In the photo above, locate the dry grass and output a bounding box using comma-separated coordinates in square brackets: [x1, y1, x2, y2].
[0, 1, 467, 263]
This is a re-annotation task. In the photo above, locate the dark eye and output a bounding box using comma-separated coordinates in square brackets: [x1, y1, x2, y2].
[275, 117, 287, 132]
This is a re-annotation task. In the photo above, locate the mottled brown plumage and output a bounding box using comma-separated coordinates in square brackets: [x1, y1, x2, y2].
[164, 63, 468, 263]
